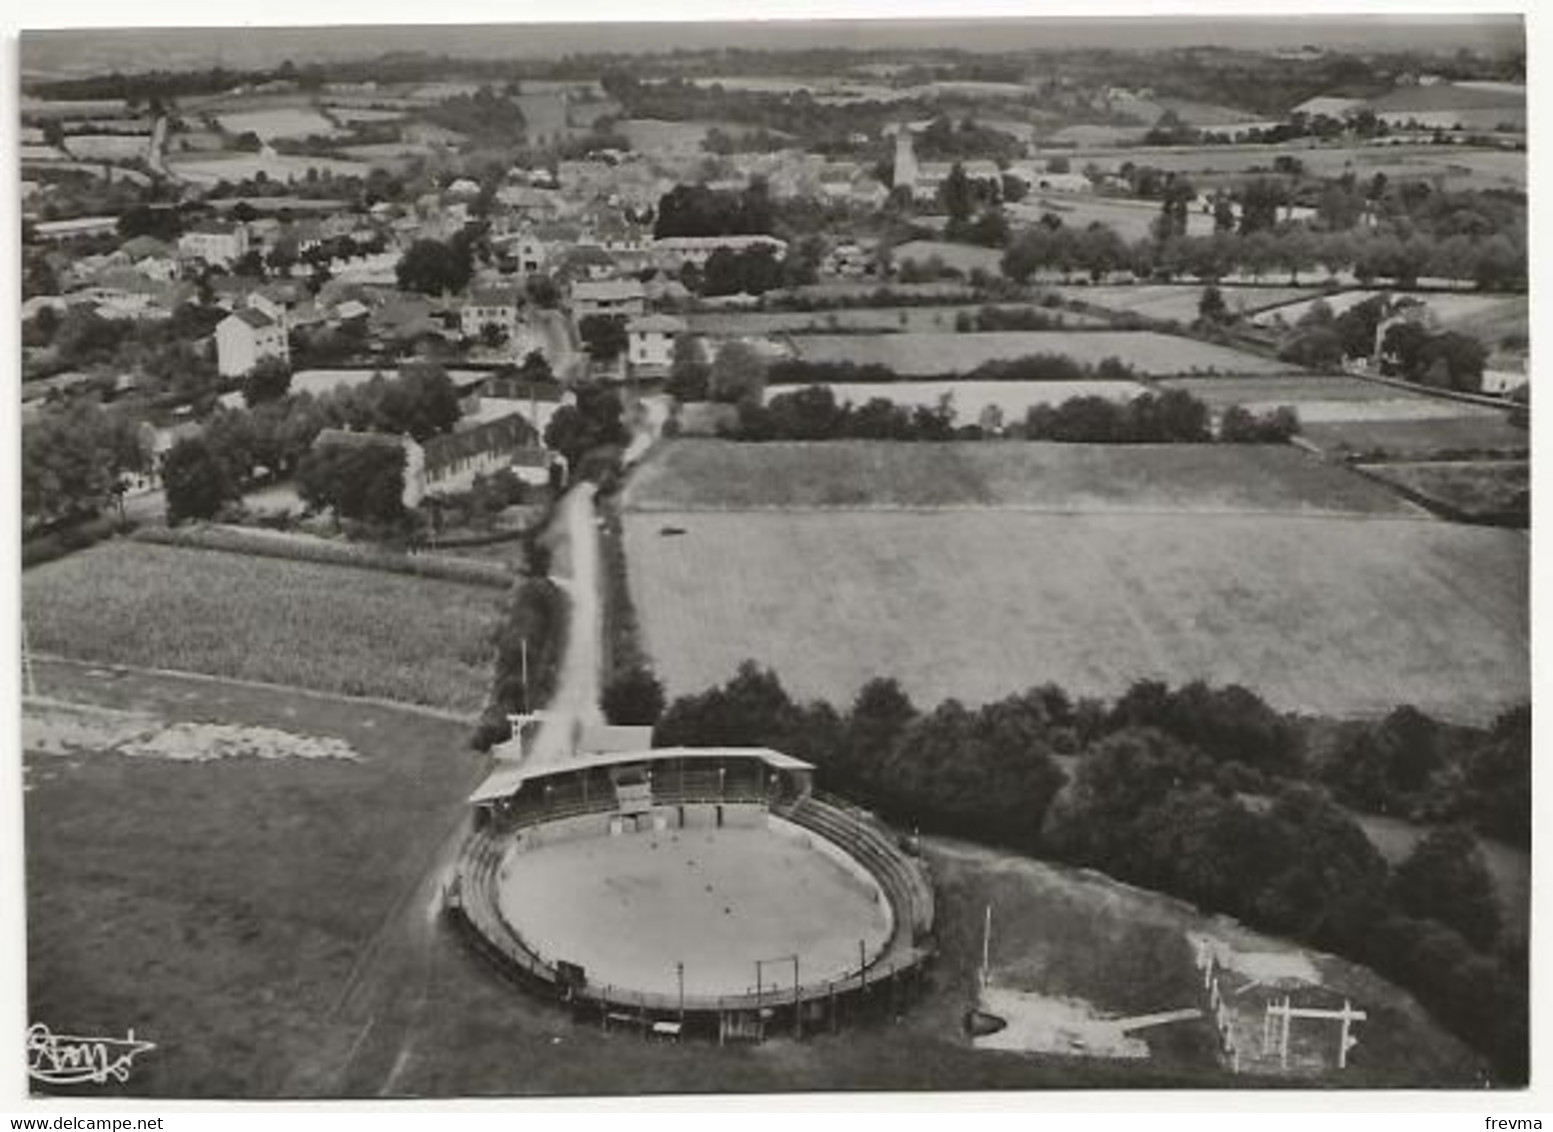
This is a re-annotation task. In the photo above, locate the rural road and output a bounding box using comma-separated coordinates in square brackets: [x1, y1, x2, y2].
[517, 482, 606, 772]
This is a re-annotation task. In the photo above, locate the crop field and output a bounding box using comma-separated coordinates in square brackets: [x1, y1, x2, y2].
[23, 541, 501, 713]
[168, 152, 370, 184]
[787, 330, 1298, 376]
[686, 304, 1105, 336]
[1068, 284, 1322, 322]
[217, 107, 344, 139]
[1159, 376, 1504, 424]
[1302, 414, 1530, 459]
[625, 441, 1416, 515]
[763, 380, 1147, 422]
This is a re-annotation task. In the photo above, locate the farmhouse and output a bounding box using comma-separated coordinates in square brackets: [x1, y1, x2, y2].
[626, 313, 689, 373]
[178, 220, 250, 267]
[423, 412, 542, 496]
[215, 308, 290, 378]
[571, 278, 647, 322]
[461, 288, 522, 339]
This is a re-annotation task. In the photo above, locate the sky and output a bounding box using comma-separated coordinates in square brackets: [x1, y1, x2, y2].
[19, 15, 1525, 80]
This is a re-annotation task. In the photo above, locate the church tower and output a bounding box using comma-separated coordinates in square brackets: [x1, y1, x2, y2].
[893, 127, 918, 198]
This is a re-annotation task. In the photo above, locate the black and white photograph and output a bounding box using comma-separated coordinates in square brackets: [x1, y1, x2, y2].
[7, 5, 1536, 1106]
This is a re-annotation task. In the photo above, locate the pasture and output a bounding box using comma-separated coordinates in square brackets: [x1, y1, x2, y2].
[624, 506, 1524, 724]
[1302, 414, 1529, 459]
[625, 441, 1415, 515]
[167, 152, 370, 185]
[763, 380, 1147, 423]
[1068, 284, 1321, 323]
[1011, 195, 1216, 241]
[23, 540, 501, 713]
[1159, 375, 1506, 424]
[62, 133, 151, 161]
[1359, 461, 1528, 523]
[786, 330, 1298, 376]
[218, 107, 344, 139]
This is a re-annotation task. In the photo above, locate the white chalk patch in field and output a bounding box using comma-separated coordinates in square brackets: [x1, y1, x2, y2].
[23, 700, 360, 763]
[973, 985, 1150, 1060]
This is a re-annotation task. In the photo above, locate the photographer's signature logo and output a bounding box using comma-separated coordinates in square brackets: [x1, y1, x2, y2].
[26, 1023, 155, 1086]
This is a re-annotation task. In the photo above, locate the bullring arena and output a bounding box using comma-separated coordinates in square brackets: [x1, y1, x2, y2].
[447, 744, 936, 1041]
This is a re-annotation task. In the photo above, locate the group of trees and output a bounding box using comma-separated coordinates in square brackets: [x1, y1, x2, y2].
[1275, 294, 1490, 392]
[654, 180, 775, 239]
[160, 362, 463, 525]
[395, 234, 477, 296]
[295, 439, 409, 527]
[654, 663, 1529, 1081]
[420, 85, 528, 148]
[541, 381, 629, 473]
[21, 401, 146, 531]
[704, 382, 1296, 446]
[1318, 704, 1530, 849]
[1005, 222, 1526, 292]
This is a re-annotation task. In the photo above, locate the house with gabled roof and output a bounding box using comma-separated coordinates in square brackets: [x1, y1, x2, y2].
[215, 307, 290, 377]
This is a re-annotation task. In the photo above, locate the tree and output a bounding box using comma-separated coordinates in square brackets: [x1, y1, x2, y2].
[162, 435, 240, 524]
[708, 339, 768, 406]
[395, 238, 473, 296]
[1394, 827, 1503, 949]
[1238, 178, 1286, 235]
[666, 334, 710, 401]
[241, 356, 292, 407]
[1197, 285, 1229, 325]
[296, 440, 407, 526]
[602, 667, 667, 726]
[940, 162, 974, 226]
[578, 314, 628, 362]
[21, 403, 144, 529]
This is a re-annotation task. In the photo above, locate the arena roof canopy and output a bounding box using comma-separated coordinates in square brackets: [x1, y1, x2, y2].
[468, 746, 815, 805]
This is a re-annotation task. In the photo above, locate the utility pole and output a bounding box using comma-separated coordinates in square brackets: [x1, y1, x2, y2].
[677, 961, 685, 1024]
[981, 904, 993, 988]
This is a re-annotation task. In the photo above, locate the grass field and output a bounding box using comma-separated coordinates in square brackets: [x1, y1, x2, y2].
[625, 440, 1414, 515]
[624, 442, 1523, 723]
[930, 839, 1476, 1081]
[1302, 415, 1530, 459]
[23, 541, 501, 713]
[23, 661, 484, 1098]
[1159, 375, 1504, 424]
[624, 507, 1523, 722]
[1359, 461, 1529, 522]
[787, 331, 1296, 377]
[1013, 195, 1217, 241]
[167, 152, 370, 185]
[217, 107, 343, 139]
[1062, 143, 1525, 191]
[763, 380, 1147, 423]
[1069, 284, 1322, 323]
